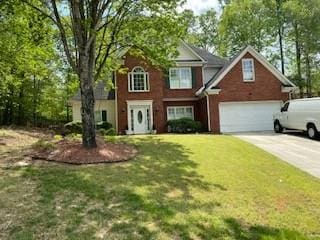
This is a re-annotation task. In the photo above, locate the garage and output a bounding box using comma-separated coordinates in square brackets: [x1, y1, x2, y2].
[219, 101, 282, 133]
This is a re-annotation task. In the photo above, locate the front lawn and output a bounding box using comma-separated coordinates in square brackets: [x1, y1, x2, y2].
[1, 132, 320, 239]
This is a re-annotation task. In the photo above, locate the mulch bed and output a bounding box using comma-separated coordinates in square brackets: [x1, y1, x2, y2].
[32, 138, 137, 164]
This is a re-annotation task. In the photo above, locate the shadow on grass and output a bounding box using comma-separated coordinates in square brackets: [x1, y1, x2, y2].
[6, 136, 311, 239]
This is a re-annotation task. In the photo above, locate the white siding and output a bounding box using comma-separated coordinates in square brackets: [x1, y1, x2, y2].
[176, 44, 200, 61]
[71, 100, 116, 128]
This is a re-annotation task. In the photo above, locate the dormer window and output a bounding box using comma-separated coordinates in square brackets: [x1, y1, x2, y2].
[128, 66, 149, 92]
[242, 58, 255, 82]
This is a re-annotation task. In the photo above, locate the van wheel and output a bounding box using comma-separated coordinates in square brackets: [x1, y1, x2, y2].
[307, 124, 318, 139]
[274, 121, 283, 133]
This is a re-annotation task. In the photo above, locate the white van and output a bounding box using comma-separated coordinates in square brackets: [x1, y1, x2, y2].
[273, 97, 320, 139]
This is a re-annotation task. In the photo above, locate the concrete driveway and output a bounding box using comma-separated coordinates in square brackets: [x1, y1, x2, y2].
[235, 131, 320, 178]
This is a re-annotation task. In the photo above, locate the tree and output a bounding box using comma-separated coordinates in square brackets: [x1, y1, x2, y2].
[183, 9, 219, 53]
[23, 0, 185, 148]
[217, 0, 277, 57]
[285, 0, 320, 97]
[275, 0, 285, 74]
[0, 0, 59, 126]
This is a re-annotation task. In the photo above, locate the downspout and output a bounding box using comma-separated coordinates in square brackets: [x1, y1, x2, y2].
[205, 92, 211, 132]
[114, 71, 118, 133]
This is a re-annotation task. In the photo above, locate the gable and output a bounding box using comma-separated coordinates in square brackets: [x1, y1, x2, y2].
[206, 46, 296, 91]
[176, 42, 204, 62]
[218, 52, 282, 87]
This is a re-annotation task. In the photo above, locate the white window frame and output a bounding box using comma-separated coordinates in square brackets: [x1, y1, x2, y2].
[94, 110, 102, 122]
[166, 106, 194, 120]
[128, 66, 149, 92]
[94, 110, 107, 122]
[242, 58, 255, 82]
[169, 67, 192, 89]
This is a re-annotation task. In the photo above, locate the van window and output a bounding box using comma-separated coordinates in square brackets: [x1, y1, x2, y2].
[282, 102, 289, 112]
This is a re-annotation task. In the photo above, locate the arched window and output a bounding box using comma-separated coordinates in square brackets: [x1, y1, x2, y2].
[128, 66, 149, 92]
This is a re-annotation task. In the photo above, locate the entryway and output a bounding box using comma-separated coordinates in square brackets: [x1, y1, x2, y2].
[127, 100, 153, 134]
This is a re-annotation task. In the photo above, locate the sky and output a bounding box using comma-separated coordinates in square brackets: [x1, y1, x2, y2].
[180, 0, 221, 15]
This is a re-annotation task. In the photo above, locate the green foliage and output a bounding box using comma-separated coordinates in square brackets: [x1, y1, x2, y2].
[64, 121, 82, 135]
[97, 128, 116, 136]
[0, 0, 74, 125]
[96, 121, 113, 131]
[217, 0, 276, 57]
[32, 139, 54, 151]
[183, 9, 219, 53]
[167, 118, 202, 133]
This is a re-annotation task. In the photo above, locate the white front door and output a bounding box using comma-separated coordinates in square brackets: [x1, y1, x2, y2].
[133, 107, 148, 134]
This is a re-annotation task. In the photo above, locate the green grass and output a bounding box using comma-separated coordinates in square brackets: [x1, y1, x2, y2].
[1, 133, 320, 239]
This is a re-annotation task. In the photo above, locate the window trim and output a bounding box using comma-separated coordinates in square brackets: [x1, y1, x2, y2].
[166, 106, 194, 120]
[169, 67, 192, 89]
[242, 58, 255, 82]
[128, 66, 150, 92]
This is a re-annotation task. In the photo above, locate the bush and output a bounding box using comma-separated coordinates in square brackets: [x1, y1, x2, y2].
[96, 121, 113, 130]
[167, 118, 202, 133]
[64, 121, 113, 135]
[97, 127, 116, 136]
[64, 121, 82, 135]
[32, 139, 55, 151]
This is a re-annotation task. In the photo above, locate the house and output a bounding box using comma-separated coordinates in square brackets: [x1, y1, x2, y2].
[69, 41, 296, 134]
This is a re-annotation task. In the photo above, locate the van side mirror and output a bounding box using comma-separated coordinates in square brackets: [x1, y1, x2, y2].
[280, 107, 284, 112]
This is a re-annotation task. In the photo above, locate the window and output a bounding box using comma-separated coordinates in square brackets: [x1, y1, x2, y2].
[101, 110, 107, 122]
[281, 102, 289, 112]
[242, 59, 255, 81]
[128, 66, 149, 92]
[167, 106, 194, 120]
[95, 110, 107, 122]
[95, 111, 102, 122]
[169, 67, 192, 89]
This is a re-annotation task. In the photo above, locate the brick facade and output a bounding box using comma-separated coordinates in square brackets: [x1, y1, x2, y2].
[116, 53, 206, 134]
[208, 52, 289, 133]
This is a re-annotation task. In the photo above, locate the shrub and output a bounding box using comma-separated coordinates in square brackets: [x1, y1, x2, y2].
[64, 121, 82, 134]
[167, 118, 202, 133]
[64, 121, 112, 135]
[54, 135, 63, 141]
[32, 139, 55, 151]
[96, 121, 113, 130]
[97, 128, 116, 136]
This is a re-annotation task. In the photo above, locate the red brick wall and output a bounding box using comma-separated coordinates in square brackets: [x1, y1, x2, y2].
[116, 54, 165, 134]
[208, 52, 289, 133]
[116, 53, 204, 134]
[163, 66, 203, 98]
[196, 97, 208, 131]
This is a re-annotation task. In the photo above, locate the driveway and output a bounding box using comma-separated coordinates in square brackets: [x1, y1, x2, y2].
[235, 131, 320, 178]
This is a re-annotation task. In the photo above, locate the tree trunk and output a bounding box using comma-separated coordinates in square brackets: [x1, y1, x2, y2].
[79, 51, 97, 148]
[33, 74, 37, 126]
[278, 27, 285, 74]
[294, 22, 303, 98]
[305, 50, 312, 98]
[276, 0, 285, 75]
[18, 83, 24, 125]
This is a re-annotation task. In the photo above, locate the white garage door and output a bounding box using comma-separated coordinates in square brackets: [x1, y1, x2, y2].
[219, 101, 282, 133]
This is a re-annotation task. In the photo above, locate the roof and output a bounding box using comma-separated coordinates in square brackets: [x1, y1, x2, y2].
[185, 43, 228, 66]
[204, 46, 296, 91]
[71, 81, 115, 101]
[204, 47, 246, 89]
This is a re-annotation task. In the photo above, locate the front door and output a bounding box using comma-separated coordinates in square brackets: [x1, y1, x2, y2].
[133, 107, 148, 134]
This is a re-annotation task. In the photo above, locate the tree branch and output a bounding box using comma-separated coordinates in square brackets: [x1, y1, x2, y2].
[21, 0, 57, 25]
[50, 0, 77, 73]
